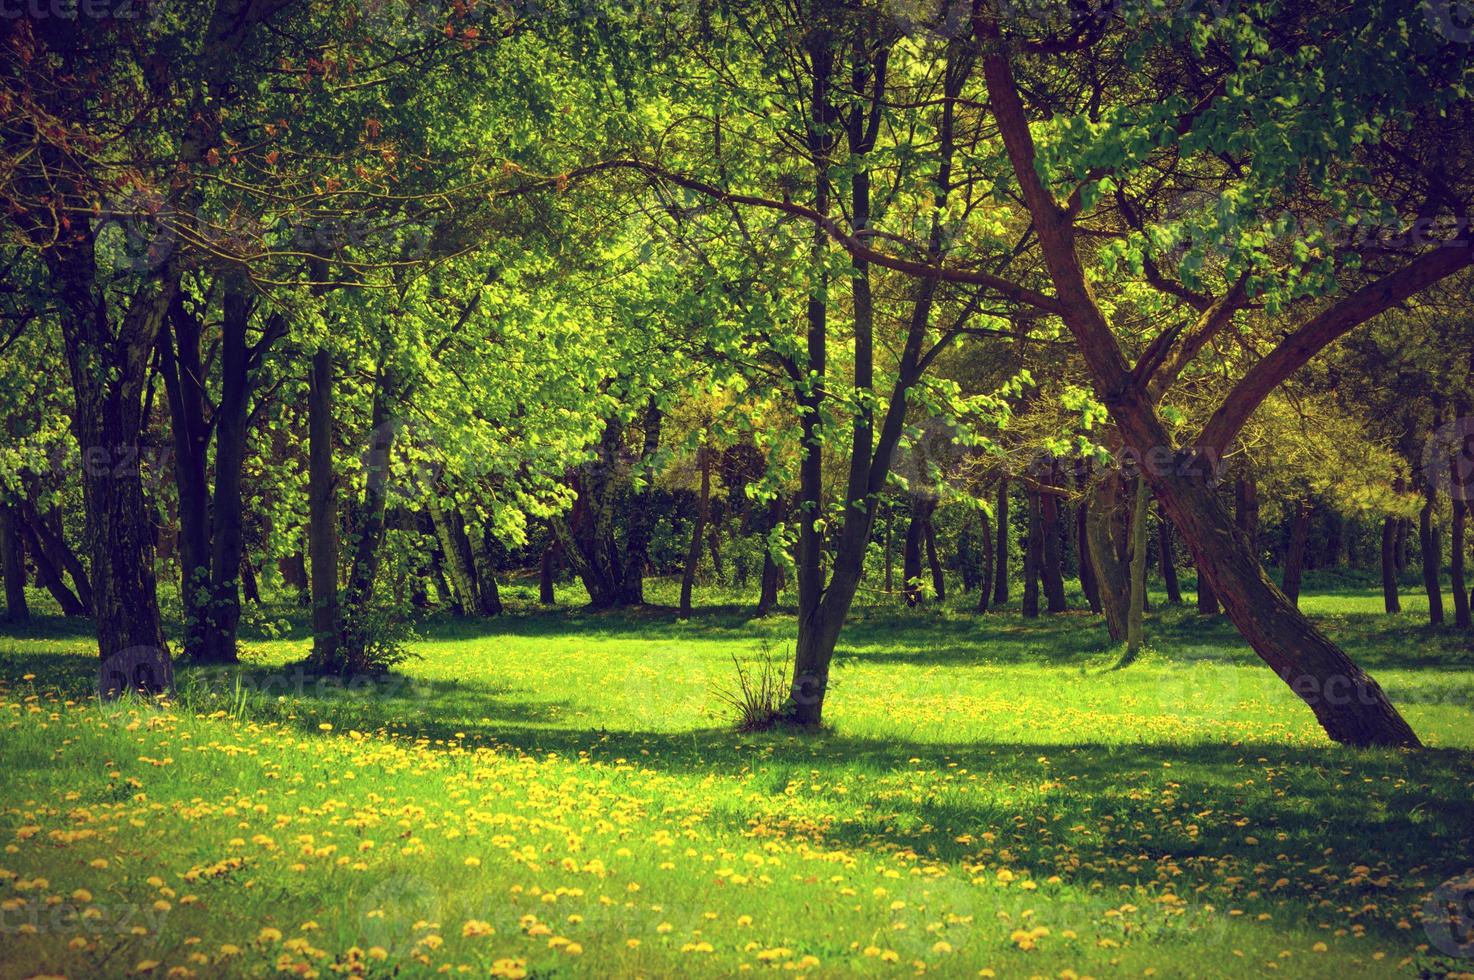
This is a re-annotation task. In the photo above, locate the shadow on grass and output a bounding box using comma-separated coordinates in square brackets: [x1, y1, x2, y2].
[4, 627, 1471, 958]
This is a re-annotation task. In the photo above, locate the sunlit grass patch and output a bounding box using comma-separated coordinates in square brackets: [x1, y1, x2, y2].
[0, 579, 1471, 978]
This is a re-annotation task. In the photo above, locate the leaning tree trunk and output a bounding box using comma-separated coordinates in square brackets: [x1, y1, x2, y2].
[1158, 505, 1182, 604]
[1419, 479, 1445, 626]
[0, 504, 28, 622]
[1451, 495, 1469, 629]
[1235, 474, 1259, 558]
[982, 36, 1417, 746]
[35, 508, 93, 613]
[20, 503, 92, 613]
[1153, 457, 1420, 745]
[1381, 516, 1403, 614]
[428, 546, 458, 613]
[19, 519, 86, 616]
[1196, 559, 1219, 616]
[1282, 501, 1313, 606]
[308, 348, 341, 666]
[679, 444, 711, 618]
[992, 478, 1010, 605]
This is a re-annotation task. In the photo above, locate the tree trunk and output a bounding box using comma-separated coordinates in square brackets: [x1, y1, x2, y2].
[755, 498, 783, 618]
[14, 504, 87, 611]
[1078, 478, 1102, 613]
[1158, 505, 1182, 604]
[883, 501, 894, 595]
[924, 506, 945, 603]
[1085, 477, 1130, 641]
[472, 524, 504, 617]
[241, 557, 260, 605]
[958, 520, 979, 594]
[308, 348, 340, 665]
[284, 551, 310, 605]
[784, 35, 960, 725]
[428, 545, 458, 613]
[976, 506, 993, 613]
[1040, 476, 1067, 613]
[1195, 558, 1219, 615]
[680, 445, 711, 618]
[1451, 496, 1470, 629]
[197, 283, 255, 664]
[1022, 490, 1042, 618]
[1395, 518, 1410, 573]
[341, 377, 396, 624]
[1236, 474, 1260, 557]
[896, 498, 919, 604]
[0, 504, 28, 622]
[159, 294, 211, 658]
[708, 521, 725, 586]
[428, 497, 483, 616]
[539, 538, 558, 606]
[992, 478, 1010, 605]
[1381, 516, 1402, 613]
[555, 407, 659, 609]
[616, 398, 663, 606]
[57, 260, 174, 695]
[1120, 475, 1150, 664]
[1158, 458, 1419, 745]
[982, 35, 1417, 745]
[1420, 479, 1444, 626]
[1282, 501, 1313, 606]
[757, 552, 781, 618]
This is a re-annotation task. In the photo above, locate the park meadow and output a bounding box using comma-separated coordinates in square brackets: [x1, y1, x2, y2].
[2, 0, 1473, 976]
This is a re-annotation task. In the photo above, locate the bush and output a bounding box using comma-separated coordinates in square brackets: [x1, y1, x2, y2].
[306, 601, 420, 677]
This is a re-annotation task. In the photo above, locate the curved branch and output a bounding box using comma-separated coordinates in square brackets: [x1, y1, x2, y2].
[1197, 242, 1474, 455]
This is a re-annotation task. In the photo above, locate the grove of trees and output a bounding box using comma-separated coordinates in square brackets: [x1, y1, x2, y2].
[1, 0, 1471, 747]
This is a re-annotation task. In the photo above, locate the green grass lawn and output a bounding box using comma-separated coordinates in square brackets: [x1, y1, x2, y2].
[1, 576, 1472, 978]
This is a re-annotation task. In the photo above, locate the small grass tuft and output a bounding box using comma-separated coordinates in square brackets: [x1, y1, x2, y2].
[715, 643, 791, 731]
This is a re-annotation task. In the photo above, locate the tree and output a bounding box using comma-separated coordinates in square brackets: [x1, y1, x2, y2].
[956, 3, 1472, 746]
